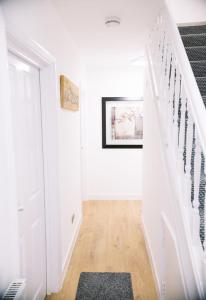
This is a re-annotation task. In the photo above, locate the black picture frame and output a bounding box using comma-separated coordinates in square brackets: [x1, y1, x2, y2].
[102, 97, 143, 149]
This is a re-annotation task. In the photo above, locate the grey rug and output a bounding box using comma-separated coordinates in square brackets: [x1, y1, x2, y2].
[75, 272, 134, 300]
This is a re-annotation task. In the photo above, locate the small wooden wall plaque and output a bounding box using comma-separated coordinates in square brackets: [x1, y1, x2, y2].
[60, 75, 79, 111]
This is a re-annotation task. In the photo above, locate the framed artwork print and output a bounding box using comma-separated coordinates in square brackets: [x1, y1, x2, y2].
[102, 97, 143, 148]
[60, 75, 79, 111]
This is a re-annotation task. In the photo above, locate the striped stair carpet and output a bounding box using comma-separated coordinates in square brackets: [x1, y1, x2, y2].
[179, 25, 206, 106]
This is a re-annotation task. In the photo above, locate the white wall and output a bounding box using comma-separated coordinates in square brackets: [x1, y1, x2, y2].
[83, 66, 144, 200]
[1, 0, 82, 288]
[143, 77, 174, 293]
[166, 0, 206, 24]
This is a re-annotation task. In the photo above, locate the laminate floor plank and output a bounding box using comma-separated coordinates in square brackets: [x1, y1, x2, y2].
[46, 200, 157, 300]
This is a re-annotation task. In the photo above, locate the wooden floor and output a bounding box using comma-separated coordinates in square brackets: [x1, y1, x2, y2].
[46, 201, 157, 300]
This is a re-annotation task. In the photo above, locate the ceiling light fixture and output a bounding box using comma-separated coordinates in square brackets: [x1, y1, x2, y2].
[105, 16, 121, 27]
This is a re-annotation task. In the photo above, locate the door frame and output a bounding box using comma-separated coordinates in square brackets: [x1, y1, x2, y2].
[5, 31, 61, 294]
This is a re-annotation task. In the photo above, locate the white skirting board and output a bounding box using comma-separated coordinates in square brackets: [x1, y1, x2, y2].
[141, 216, 161, 298]
[85, 194, 142, 201]
[61, 213, 82, 287]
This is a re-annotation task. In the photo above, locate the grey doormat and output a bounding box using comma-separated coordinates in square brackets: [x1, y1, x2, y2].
[75, 272, 134, 300]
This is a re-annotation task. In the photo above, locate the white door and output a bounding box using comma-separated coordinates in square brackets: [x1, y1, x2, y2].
[9, 53, 47, 300]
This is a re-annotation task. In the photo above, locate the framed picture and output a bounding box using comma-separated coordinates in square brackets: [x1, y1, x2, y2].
[60, 75, 79, 111]
[102, 97, 143, 148]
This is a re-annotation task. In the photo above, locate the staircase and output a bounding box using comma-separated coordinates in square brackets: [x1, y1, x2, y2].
[179, 25, 206, 107]
[146, 5, 206, 299]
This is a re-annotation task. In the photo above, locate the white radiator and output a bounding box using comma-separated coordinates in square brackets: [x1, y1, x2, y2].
[2, 279, 26, 300]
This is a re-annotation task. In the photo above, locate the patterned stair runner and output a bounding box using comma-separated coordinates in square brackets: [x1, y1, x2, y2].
[179, 25, 206, 249]
[179, 25, 206, 105]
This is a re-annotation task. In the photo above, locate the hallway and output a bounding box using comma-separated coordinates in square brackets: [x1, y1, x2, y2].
[46, 201, 157, 300]
[1, 0, 206, 298]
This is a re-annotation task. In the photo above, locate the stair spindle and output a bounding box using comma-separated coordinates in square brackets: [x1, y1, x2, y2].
[192, 136, 202, 247]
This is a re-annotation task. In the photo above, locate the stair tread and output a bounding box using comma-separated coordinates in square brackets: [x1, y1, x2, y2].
[196, 77, 206, 95]
[181, 34, 206, 47]
[185, 46, 206, 49]
[202, 96, 206, 106]
[196, 77, 206, 81]
[185, 46, 206, 61]
[181, 33, 206, 37]
[179, 25, 206, 35]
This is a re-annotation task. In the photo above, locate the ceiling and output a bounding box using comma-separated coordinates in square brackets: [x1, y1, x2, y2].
[51, 0, 162, 67]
